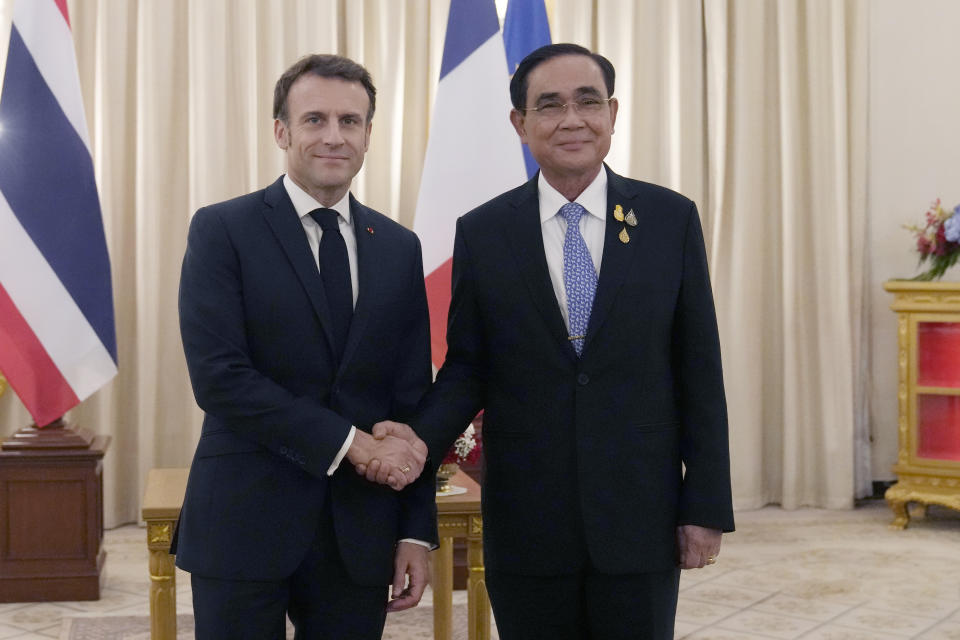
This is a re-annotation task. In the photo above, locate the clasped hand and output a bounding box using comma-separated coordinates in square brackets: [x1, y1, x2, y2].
[347, 421, 426, 490]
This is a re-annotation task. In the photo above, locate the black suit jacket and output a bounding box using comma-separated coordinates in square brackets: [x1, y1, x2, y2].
[415, 167, 734, 576]
[173, 176, 436, 585]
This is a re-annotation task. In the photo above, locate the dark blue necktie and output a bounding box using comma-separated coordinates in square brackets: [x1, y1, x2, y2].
[309, 208, 353, 362]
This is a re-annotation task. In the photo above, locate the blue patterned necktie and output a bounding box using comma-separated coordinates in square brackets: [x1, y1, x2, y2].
[559, 202, 597, 356]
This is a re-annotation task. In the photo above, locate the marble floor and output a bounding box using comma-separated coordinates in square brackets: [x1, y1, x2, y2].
[0, 500, 958, 639]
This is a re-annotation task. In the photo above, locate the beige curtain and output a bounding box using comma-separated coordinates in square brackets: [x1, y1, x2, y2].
[700, 0, 868, 508]
[0, 0, 868, 525]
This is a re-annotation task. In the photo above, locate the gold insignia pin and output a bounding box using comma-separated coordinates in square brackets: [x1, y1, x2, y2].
[624, 210, 638, 227]
[613, 204, 624, 222]
[619, 227, 630, 243]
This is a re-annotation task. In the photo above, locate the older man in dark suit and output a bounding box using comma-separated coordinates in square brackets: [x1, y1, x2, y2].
[369, 43, 734, 639]
[174, 54, 435, 640]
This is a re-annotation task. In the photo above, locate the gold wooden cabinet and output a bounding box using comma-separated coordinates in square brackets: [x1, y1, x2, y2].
[884, 281, 960, 529]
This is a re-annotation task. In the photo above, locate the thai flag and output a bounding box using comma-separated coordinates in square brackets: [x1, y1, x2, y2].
[0, 0, 117, 427]
[414, 0, 549, 367]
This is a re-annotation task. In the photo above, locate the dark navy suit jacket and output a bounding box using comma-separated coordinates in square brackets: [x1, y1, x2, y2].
[173, 176, 436, 585]
[415, 167, 734, 576]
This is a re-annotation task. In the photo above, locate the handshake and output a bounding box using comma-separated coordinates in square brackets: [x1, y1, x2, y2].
[346, 421, 427, 490]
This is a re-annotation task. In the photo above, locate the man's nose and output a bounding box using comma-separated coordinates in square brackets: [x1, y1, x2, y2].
[558, 104, 585, 128]
[323, 123, 345, 145]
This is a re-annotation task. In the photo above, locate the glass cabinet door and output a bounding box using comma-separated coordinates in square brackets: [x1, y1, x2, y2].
[915, 321, 960, 461]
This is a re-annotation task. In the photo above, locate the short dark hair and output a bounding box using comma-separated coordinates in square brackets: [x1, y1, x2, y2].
[509, 43, 616, 110]
[273, 54, 376, 123]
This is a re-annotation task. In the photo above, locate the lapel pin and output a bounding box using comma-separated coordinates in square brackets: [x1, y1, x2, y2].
[624, 209, 637, 227]
[366, 226, 375, 235]
[613, 204, 625, 222]
[619, 226, 630, 244]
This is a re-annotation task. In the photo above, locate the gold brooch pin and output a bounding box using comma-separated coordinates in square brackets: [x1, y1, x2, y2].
[619, 227, 630, 243]
[624, 210, 637, 227]
[613, 204, 624, 222]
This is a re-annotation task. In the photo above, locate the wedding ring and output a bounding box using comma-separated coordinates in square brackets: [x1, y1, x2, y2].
[706, 556, 717, 565]
[399, 464, 411, 474]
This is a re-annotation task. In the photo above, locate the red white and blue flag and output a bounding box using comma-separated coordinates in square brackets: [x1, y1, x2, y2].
[414, 0, 549, 367]
[0, 0, 117, 426]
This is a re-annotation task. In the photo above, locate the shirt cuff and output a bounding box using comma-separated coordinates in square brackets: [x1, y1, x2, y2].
[398, 538, 433, 549]
[327, 426, 356, 476]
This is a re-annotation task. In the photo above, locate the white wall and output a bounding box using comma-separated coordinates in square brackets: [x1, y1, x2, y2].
[868, 0, 960, 480]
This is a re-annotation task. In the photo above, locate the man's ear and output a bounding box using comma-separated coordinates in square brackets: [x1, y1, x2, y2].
[509, 109, 527, 143]
[363, 120, 373, 152]
[608, 97, 619, 134]
[274, 119, 289, 150]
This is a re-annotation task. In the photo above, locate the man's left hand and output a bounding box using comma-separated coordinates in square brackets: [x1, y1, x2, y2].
[387, 541, 429, 612]
[676, 524, 722, 569]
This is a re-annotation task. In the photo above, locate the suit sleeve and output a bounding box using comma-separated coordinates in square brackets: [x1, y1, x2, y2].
[413, 218, 487, 464]
[674, 203, 735, 532]
[179, 206, 352, 478]
[390, 236, 438, 546]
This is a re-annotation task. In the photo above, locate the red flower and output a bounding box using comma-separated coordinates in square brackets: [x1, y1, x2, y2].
[935, 224, 948, 255]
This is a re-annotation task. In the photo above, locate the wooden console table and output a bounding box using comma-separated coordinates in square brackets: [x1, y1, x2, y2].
[141, 467, 489, 640]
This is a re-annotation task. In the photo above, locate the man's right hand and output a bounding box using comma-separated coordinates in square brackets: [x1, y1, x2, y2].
[354, 421, 427, 488]
[346, 427, 426, 490]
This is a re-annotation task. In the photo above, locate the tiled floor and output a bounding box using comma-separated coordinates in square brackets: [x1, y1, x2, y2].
[1, 500, 958, 639]
[0, 525, 176, 638]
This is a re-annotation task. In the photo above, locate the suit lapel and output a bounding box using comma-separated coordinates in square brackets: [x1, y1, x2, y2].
[261, 178, 339, 354]
[338, 196, 377, 373]
[583, 168, 643, 351]
[503, 178, 578, 360]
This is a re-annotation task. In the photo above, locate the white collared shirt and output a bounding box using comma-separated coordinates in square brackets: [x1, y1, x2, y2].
[538, 169, 607, 330]
[282, 178, 432, 550]
[282, 176, 360, 477]
[284, 175, 359, 307]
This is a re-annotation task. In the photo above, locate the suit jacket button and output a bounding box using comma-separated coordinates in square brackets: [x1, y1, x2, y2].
[577, 373, 590, 386]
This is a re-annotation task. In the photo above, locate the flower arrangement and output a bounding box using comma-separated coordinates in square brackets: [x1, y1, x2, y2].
[441, 424, 482, 466]
[904, 199, 960, 281]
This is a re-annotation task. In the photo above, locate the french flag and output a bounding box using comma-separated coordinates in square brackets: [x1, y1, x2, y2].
[0, 0, 117, 426]
[414, 0, 548, 367]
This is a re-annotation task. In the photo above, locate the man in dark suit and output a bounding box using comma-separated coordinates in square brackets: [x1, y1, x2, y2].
[174, 54, 436, 639]
[369, 43, 734, 639]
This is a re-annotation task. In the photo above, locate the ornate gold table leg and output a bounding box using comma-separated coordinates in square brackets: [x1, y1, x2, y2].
[147, 521, 177, 640]
[466, 515, 489, 640]
[431, 535, 454, 640]
[885, 485, 910, 530]
[908, 503, 928, 520]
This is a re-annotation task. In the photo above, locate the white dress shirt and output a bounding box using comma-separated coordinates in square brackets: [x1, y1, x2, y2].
[538, 169, 607, 330]
[283, 177, 430, 548]
[285, 175, 359, 307]
[283, 176, 358, 476]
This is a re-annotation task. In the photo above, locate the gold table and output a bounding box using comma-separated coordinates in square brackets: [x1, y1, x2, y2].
[141, 468, 188, 640]
[433, 470, 490, 640]
[141, 467, 489, 640]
